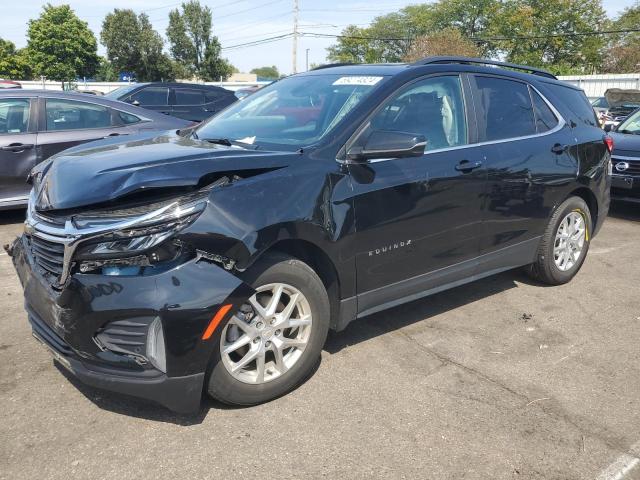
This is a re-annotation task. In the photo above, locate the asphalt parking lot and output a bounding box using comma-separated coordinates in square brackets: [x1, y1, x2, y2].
[1, 204, 639, 480]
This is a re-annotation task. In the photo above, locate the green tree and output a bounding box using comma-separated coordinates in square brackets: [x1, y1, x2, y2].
[487, 0, 607, 73]
[166, 0, 233, 81]
[0, 38, 32, 80]
[27, 4, 98, 85]
[603, 4, 640, 72]
[404, 28, 481, 62]
[101, 10, 174, 81]
[250, 65, 280, 79]
[429, 0, 499, 55]
[328, 5, 434, 63]
[94, 57, 117, 82]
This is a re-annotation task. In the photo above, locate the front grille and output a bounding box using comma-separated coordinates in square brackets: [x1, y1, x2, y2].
[28, 235, 65, 278]
[612, 157, 640, 175]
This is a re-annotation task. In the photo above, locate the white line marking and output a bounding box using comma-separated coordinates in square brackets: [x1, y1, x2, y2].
[596, 442, 640, 480]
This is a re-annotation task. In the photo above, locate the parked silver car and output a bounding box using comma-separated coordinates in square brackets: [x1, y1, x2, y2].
[0, 90, 191, 210]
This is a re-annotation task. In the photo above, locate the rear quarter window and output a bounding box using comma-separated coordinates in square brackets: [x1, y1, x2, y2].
[544, 83, 598, 127]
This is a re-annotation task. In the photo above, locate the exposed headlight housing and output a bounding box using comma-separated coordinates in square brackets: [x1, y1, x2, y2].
[70, 181, 225, 274]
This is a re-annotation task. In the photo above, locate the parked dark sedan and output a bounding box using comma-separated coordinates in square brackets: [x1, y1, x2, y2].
[609, 107, 640, 203]
[104, 82, 237, 122]
[0, 90, 190, 210]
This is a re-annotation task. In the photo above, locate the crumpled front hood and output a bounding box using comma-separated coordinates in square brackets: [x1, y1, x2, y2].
[604, 88, 640, 107]
[32, 131, 297, 211]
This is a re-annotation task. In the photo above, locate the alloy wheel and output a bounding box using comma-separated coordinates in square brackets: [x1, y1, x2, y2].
[553, 211, 586, 271]
[220, 283, 313, 384]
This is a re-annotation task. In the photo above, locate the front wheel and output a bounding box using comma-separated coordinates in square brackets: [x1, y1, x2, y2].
[207, 253, 330, 405]
[527, 196, 592, 285]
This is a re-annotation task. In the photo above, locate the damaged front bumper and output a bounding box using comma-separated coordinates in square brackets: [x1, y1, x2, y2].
[11, 236, 252, 413]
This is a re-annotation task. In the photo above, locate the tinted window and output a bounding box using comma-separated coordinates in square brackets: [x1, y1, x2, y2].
[549, 84, 598, 127]
[475, 76, 535, 141]
[0, 98, 30, 134]
[45, 99, 111, 131]
[175, 88, 205, 105]
[130, 87, 169, 106]
[369, 75, 467, 150]
[530, 88, 558, 133]
[205, 90, 227, 102]
[592, 97, 609, 108]
[118, 111, 141, 125]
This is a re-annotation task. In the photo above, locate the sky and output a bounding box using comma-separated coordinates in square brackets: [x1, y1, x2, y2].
[1, 0, 638, 76]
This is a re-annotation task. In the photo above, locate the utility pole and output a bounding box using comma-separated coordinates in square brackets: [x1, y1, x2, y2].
[292, 0, 299, 74]
[306, 48, 310, 71]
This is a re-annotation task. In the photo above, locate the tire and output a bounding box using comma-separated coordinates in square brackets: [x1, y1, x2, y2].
[206, 252, 330, 405]
[526, 196, 592, 285]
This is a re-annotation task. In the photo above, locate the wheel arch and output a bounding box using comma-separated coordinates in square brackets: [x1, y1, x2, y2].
[254, 238, 343, 330]
[566, 187, 599, 233]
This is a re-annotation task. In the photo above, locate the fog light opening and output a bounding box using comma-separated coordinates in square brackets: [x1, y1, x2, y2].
[146, 317, 166, 373]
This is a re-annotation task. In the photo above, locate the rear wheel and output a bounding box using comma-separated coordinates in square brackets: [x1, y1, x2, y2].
[527, 196, 592, 285]
[207, 253, 329, 405]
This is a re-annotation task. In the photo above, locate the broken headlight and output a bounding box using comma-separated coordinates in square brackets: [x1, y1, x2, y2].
[73, 185, 218, 275]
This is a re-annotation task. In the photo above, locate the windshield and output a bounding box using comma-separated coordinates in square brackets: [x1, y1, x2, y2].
[104, 84, 139, 99]
[195, 74, 387, 149]
[616, 108, 640, 134]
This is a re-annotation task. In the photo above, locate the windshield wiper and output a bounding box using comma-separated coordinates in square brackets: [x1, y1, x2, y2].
[203, 138, 233, 146]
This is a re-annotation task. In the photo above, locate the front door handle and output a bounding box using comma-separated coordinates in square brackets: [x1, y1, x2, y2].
[1, 143, 34, 152]
[103, 132, 124, 138]
[455, 160, 482, 172]
[551, 143, 569, 154]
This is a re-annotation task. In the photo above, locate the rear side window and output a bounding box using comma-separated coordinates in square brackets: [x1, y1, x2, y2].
[175, 88, 205, 105]
[0, 98, 30, 134]
[130, 87, 169, 106]
[45, 99, 111, 131]
[205, 90, 227, 103]
[530, 88, 559, 133]
[548, 84, 598, 127]
[474, 76, 535, 141]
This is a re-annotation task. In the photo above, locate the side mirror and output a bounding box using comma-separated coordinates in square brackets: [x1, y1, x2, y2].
[603, 123, 613, 132]
[346, 130, 426, 162]
[131, 100, 140, 106]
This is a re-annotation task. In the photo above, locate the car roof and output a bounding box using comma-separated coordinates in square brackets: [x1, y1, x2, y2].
[0, 88, 164, 109]
[0, 89, 148, 106]
[300, 56, 578, 91]
[130, 82, 230, 90]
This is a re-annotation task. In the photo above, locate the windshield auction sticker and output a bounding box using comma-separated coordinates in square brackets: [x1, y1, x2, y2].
[333, 76, 383, 86]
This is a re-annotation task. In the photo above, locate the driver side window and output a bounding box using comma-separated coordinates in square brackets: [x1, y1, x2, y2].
[370, 75, 467, 151]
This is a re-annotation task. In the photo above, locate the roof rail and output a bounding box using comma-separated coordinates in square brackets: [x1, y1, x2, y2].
[411, 56, 557, 79]
[310, 62, 355, 71]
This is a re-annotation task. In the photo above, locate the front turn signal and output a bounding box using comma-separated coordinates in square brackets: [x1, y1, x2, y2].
[202, 304, 233, 340]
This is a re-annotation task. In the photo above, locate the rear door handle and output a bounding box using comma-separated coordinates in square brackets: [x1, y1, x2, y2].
[1, 143, 34, 152]
[455, 160, 482, 172]
[103, 132, 125, 138]
[551, 143, 569, 154]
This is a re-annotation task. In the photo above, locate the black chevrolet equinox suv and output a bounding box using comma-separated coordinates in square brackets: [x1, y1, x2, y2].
[8, 57, 611, 412]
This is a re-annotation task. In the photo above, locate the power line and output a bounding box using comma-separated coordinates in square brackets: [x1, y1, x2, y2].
[214, 0, 287, 21]
[294, 28, 640, 45]
[222, 32, 294, 51]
